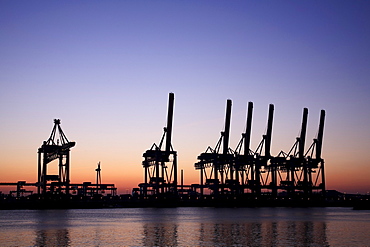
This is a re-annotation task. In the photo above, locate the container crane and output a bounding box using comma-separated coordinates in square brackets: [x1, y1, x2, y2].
[37, 119, 75, 194]
[140, 93, 177, 197]
[195, 99, 233, 196]
[253, 104, 274, 197]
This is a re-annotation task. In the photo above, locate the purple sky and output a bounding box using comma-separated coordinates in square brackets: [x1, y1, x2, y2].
[1, 1, 369, 194]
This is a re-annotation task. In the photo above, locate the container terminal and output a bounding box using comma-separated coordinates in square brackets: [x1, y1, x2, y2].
[1, 93, 369, 209]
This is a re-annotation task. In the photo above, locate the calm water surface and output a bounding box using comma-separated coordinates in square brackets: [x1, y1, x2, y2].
[1, 207, 369, 246]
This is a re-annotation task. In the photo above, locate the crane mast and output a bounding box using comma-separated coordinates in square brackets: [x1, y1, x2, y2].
[140, 93, 177, 197]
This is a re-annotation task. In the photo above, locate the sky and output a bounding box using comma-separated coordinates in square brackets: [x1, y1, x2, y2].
[1, 1, 369, 194]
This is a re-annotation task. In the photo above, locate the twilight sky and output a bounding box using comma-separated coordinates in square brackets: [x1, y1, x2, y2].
[1, 1, 369, 194]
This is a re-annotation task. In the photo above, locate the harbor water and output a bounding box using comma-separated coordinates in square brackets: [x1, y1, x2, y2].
[1, 207, 370, 246]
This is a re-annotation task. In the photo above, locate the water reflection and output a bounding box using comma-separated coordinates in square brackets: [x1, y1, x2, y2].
[199, 221, 328, 246]
[35, 228, 70, 247]
[140, 211, 329, 246]
[141, 208, 180, 246]
[279, 221, 328, 247]
[142, 222, 178, 246]
[34, 210, 71, 247]
[2, 207, 361, 246]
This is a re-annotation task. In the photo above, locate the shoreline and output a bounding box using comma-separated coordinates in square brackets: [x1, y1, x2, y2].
[1, 193, 369, 210]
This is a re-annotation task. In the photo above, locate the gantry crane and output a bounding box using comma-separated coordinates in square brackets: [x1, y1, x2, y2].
[269, 108, 326, 199]
[37, 119, 75, 194]
[270, 108, 308, 197]
[194, 99, 233, 196]
[304, 109, 326, 196]
[140, 93, 177, 197]
[252, 104, 274, 197]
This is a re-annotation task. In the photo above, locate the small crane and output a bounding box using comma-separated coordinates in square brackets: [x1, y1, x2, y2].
[96, 162, 102, 185]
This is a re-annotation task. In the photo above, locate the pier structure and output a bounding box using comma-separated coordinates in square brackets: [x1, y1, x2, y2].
[138, 93, 178, 197]
[0, 181, 36, 198]
[69, 182, 116, 197]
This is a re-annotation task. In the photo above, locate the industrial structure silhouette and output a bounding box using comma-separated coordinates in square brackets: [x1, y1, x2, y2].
[1, 93, 368, 209]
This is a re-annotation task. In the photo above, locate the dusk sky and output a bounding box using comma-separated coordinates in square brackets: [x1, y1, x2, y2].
[1, 1, 369, 194]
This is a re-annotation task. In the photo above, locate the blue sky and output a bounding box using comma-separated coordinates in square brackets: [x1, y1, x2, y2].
[1, 1, 369, 194]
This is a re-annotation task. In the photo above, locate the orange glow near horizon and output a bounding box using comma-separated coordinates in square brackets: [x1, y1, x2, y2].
[0, 120, 369, 195]
[0, 153, 369, 195]
[0, 110, 369, 196]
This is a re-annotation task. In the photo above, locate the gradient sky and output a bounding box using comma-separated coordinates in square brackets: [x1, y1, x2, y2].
[1, 1, 369, 194]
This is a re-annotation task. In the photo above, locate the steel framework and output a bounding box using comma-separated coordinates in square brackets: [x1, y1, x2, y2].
[139, 93, 177, 197]
[233, 101, 254, 195]
[194, 100, 234, 196]
[194, 101, 326, 200]
[270, 109, 326, 198]
[37, 119, 75, 194]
